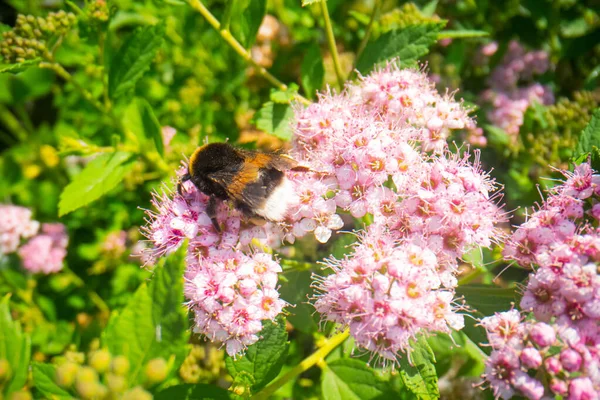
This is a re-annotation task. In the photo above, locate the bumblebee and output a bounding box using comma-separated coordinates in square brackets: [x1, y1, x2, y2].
[179, 143, 307, 231]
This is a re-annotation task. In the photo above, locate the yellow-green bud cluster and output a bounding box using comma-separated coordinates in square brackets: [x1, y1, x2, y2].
[0, 11, 76, 63]
[87, 0, 110, 23]
[52, 346, 169, 399]
[179, 345, 226, 384]
[523, 90, 600, 168]
[380, 3, 442, 31]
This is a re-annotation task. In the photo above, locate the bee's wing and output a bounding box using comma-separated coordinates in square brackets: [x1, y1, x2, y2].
[268, 154, 310, 172]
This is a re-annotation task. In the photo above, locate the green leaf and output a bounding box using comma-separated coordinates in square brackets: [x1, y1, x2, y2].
[103, 259, 188, 384]
[155, 384, 232, 400]
[253, 102, 294, 141]
[122, 98, 165, 157]
[437, 30, 489, 39]
[356, 22, 445, 73]
[279, 270, 319, 334]
[0, 59, 41, 74]
[398, 336, 439, 400]
[321, 358, 395, 400]
[456, 285, 517, 316]
[576, 108, 600, 157]
[0, 295, 31, 395]
[32, 363, 73, 399]
[230, 0, 267, 48]
[108, 23, 165, 99]
[301, 44, 324, 99]
[58, 151, 136, 216]
[270, 83, 300, 104]
[484, 124, 510, 147]
[302, 0, 322, 6]
[225, 318, 288, 392]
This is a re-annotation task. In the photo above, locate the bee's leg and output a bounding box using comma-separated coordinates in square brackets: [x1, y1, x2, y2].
[178, 173, 191, 196]
[207, 196, 221, 232]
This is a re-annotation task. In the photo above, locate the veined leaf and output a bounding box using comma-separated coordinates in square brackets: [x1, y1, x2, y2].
[576, 108, 600, 157]
[0, 59, 42, 74]
[104, 259, 188, 384]
[225, 317, 288, 392]
[122, 98, 164, 157]
[253, 102, 294, 141]
[456, 285, 518, 317]
[356, 22, 445, 73]
[108, 23, 165, 99]
[270, 83, 300, 104]
[321, 358, 395, 400]
[230, 0, 267, 48]
[398, 336, 439, 400]
[32, 363, 73, 399]
[58, 151, 136, 216]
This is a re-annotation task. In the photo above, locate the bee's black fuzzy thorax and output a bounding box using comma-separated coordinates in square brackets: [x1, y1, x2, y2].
[188, 143, 243, 200]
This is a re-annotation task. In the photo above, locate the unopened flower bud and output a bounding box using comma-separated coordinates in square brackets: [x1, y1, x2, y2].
[106, 373, 127, 393]
[529, 322, 555, 347]
[0, 359, 11, 382]
[145, 357, 168, 384]
[559, 348, 582, 372]
[55, 361, 78, 388]
[111, 355, 130, 375]
[544, 356, 562, 375]
[122, 386, 153, 400]
[550, 378, 568, 395]
[89, 349, 111, 373]
[519, 347, 542, 369]
[75, 367, 99, 399]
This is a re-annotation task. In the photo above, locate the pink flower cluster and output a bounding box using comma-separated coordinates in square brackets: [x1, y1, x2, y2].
[300, 63, 505, 365]
[0, 204, 68, 274]
[481, 310, 599, 400]
[143, 174, 289, 356]
[480, 162, 600, 398]
[314, 228, 465, 366]
[482, 41, 554, 139]
[18, 223, 68, 274]
[0, 205, 39, 254]
[504, 163, 600, 329]
[185, 247, 285, 356]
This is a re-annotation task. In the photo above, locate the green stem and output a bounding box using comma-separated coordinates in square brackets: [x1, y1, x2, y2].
[353, 0, 381, 71]
[280, 258, 317, 271]
[457, 268, 483, 286]
[98, 31, 111, 110]
[220, 0, 236, 31]
[0, 105, 27, 141]
[251, 330, 350, 400]
[319, 0, 345, 90]
[187, 0, 311, 105]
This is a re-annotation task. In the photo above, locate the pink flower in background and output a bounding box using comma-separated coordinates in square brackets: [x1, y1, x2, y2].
[483, 40, 554, 142]
[0, 205, 40, 254]
[18, 223, 68, 274]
